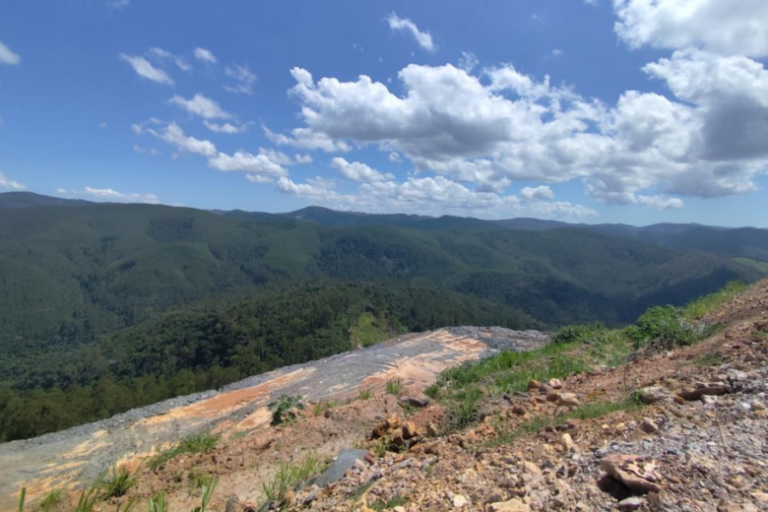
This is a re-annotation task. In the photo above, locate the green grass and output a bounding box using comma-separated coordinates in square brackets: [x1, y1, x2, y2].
[385, 379, 402, 397]
[17, 488, 25, 512]
[101, 465, 137, 499]
[39, 489, 64, 512]
[489, 397, 643, 446]
[449, 387, 483, 430]
[261, 453, 327, 504]
[370, 495, 408, 511]
[148, 432, 220, 470]
[684, 280, 746, 319]
[311, 400, 337, 417]
[269, 395, 305, 426]
[357, 388, 373, 400]
[692, 353, 726, 367]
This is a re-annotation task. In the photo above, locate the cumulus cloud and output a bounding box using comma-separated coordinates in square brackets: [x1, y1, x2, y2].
[0, 171, 25, 190]
[0, 40, 20, 65]
[120, 54, 174, 85]
[194, 47, 217, 64]
[613, 0, 768, 57]
[144, 122, 217, 157]
[330, 158, 394, 183]
[169, 93, 232, 119]
[521, 185, 554, 201]
[387, 13, 435, 52]
[224, 65, 257, 95]
[276, 174, 596, 220]
[274, 57, 768, 209]
[70, 187, 160, 204]
[458, 52, 478, 73]
[203, 121, 251, 134]
[208, 151, 289, 177]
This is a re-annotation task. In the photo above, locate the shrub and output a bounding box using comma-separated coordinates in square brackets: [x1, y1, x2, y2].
[626, 305, 718, 349]
[551, 322, 606, 344]
[101, 465, 137, 499]
[385, 379, 402, 396]
[269, 395, 305, 426]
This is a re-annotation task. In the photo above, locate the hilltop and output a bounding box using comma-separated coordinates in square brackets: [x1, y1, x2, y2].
[4, 279, 767, 512]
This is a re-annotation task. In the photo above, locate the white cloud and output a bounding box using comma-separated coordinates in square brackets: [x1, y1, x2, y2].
[208, 151, 289, 177]
[147, 47, 191, 72]
[246, 174, 274, 184]
[330, 157, 394, 183]
[194, 47, 217, 64]
[387, 13, 436, 52]
[0, 40, 20, 65]
[458, 52, 478, 73]
[145, 122, 217, 157]
[551, 48, 564, 58]
[175, 57, 192, 72]
[0, 171, 25, 190]
[264, 124, 351, 153]
[120, 54, 174, 85]
[613, 0, 768, 57]
[275, 58, 768, 208]
[133, 145, 161, 156]
[521, 185, 554, 201]
[224, 64, 257, 95]
[276, 174, 596, 220]
[203, 121, 251, 134]
[169, 93, 232, 120]
[79, 187, 160, 204]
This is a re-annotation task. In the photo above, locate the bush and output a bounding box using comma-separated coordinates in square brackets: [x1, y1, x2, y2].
[626, 305, 718, 349]
[101, 465, 137, 499]
[552, 322, 606, 344]
[385, 379, 402, 396]
[268, 395, 305, 426]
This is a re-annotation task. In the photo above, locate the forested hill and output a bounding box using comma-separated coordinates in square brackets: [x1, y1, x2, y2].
[0, 193, 763, 440]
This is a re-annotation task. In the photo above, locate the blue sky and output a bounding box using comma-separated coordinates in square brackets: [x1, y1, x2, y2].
[1, 0, 767, 226]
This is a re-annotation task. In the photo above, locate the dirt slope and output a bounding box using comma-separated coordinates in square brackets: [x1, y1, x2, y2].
[0, 327, 547, 511]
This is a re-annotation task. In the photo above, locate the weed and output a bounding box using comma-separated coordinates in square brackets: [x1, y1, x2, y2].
[147, 493, 166, 512]
[188, 469, 214, 493]
[358, 388, 373, 400]
[261, 453, 326, 504]
[385, 379, 402, 397]
[17, 488, 25, 512]
[423, 383, 440, 399]
[685, 281, 745, 319]
[148, 432, 220, 470]
[311, 400, 337, 417]
[693, 353, 726, 367]
[192, 476, 217, 512]
[39, 489, 64, 512]
[370, 495, 408, 511]
[101, 465, 137, 499]
[372, 435, 392, 458]
[449, 387, 482, 430]
[74, 474, 105, 512]
[269, 395, 305, 426]
[626, 305, 719, 349]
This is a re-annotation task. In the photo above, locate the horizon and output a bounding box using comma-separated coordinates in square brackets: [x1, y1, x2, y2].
[3, 190, 765, 231]
[1, 1, 768, 227]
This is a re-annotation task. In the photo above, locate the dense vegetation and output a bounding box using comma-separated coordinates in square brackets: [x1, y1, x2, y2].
[0, 193, 762, 441]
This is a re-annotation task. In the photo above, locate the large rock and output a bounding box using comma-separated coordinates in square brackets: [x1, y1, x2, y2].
[636, 387, 672, 404]
[599, 454, 662, 493]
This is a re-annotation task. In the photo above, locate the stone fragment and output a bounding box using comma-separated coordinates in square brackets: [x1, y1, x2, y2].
[402, 422, 420, 440]
[522, 460, 542, 475]
[618, 497, 644, 510]
[560, 433, 575, 452]
[426, 423, 439, 437]
[599, 454, 662, 493]
[488, 498, 531, 512]
[677, 383, 731, 401]
[549, 378, 564, 389]
[751, 400, 766, 411]
[402, 395, 431, 408]
[640, 418, 658, 434]
[452, 494, 468, 508]
[557, 393, 580, 408]
[636, 386, 672, 404]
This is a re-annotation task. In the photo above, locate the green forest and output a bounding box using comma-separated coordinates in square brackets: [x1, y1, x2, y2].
[0, 193, 763, 441]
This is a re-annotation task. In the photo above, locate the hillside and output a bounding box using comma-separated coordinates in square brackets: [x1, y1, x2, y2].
[4, 280, 767, 512]
[0, 193, 763, 441]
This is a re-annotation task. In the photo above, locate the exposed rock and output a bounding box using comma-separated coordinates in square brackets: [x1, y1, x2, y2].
[452, 494, 468, 508]
[549, 378, 564, 390]
[402, 395, 431, 408]
[636, 386, 672, 404]
[600, 454, 662, 493]
[618, 497, 644, 510]
[557, 393, 580, 408]
[488, 498, 531, 512]
[640, 418, 658, 434]
[402, 422, 420, 440]
[677, 383, 731, 401]
[560, 433, 575, 452]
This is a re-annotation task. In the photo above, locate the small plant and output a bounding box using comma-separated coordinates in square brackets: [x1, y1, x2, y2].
[626, 305, 719, 349]
[40, 489, 65, 512]
[370, 495, 408, 511]
[449, 387, 482, 431]
[101, 465, 137, 499]
[269, 395, 305, 426]
[385, 379, 402, 396]
[74, 474, 105, 512]
[192, 476, 217, 512]
[311, 400, 337, 417]
[424, 383, 440, 399]
[148, 432, 220, 470]
[261, 453, 326, 504]
[147, 493, 166, 512]
[188, 469, 215, 493]
[17, 488, 26, 512]
[358, 388, 373, 400]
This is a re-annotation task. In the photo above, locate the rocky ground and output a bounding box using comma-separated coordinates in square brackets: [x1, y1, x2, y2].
[7, 282, 768, 512]
[0, 328, 548, 512]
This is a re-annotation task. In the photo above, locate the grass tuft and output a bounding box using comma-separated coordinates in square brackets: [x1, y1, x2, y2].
[385, 379, 402, 397]
[101, 465, 137, 499]
[261, 453, 327, 504]
[39, 489, 64, 512]
[148, 432, 220, 470]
